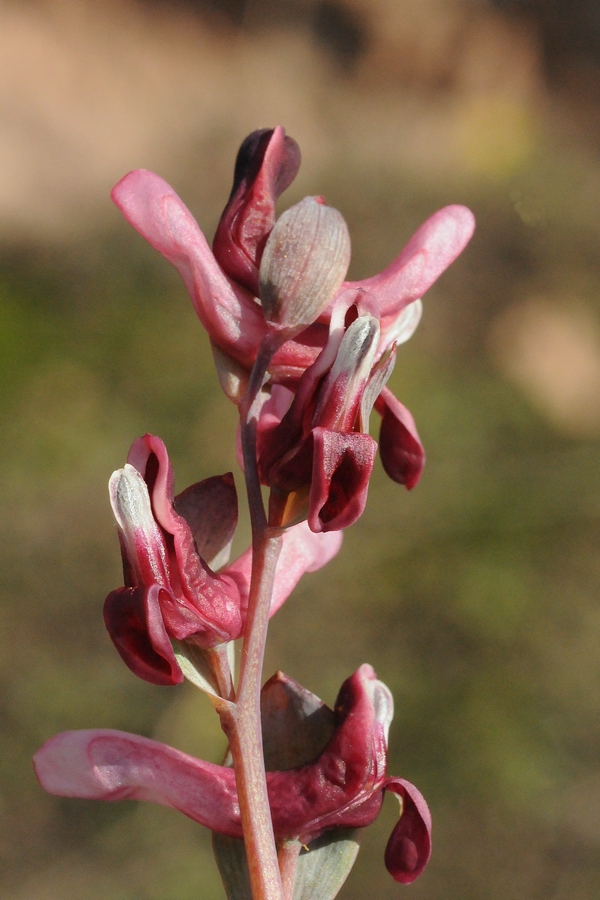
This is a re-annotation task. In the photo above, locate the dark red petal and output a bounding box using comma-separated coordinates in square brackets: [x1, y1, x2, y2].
[173, 472, 238, 569]
[384, 778, 432, 884]
[308, 428, 377, 532]
[267, 665, 388, 843]
[213, 127, 301, 295]
[127, 434, 243, 644]
[376, 387, 425, 489]
[103, 586, 183, 686]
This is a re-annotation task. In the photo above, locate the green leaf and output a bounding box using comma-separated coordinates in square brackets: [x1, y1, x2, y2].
[292, 829, 362, 900]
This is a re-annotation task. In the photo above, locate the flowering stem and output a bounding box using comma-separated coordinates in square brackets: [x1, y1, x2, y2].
[220, 334, 287, 900]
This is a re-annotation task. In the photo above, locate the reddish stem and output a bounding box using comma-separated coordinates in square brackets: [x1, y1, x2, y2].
[220, 333, 287, 900]
[278, 841, 302, 900]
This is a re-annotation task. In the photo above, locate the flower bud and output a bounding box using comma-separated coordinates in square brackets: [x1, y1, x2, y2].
[259, 196, 351, 330]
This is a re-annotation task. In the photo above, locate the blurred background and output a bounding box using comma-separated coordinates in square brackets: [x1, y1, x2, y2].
[2, 0, 600, 897]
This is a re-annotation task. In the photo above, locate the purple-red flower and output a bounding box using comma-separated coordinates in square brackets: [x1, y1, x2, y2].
[34, 665, 431, 885]
[255, 291, 426, 531]
[111, 126, 474, 396]
[105, 433, 341, 685]
[111, 130, 474, 534]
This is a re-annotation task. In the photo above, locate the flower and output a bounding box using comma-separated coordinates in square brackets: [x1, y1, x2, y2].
[111, 129, 473, 527]
[34, 665, 431, 885]
[111, 127, 474, 396]
[255, 290, 428, 530]
[105, 433, 342, 685]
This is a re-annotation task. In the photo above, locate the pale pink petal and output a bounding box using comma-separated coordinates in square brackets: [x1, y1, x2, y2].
[111, 170, 266, 368]
[340, 205, 475, 319]
[227, 521, 343, 621]
[270, 522, 343, 614]
[34, 729, 241, 836]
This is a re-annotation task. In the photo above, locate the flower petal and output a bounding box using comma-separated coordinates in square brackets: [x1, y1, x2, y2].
[213, 127, 301, 296]
[103, 585, 183, 685]
[384, 778, 432, 884]
[226, 521, 343, 621]
[267, 664, 388, 843]
[342, 205, 475, 318]
[111, 169, 266, 369]
[376, 387, 425, 489]
[308, 428, 377, 532]
[34, 729, 241, 835]
[35, 667, 403, 851]
[127, 435, 243, 645]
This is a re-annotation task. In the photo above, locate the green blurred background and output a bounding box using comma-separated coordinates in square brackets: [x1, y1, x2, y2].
[2, 0, 600, 897]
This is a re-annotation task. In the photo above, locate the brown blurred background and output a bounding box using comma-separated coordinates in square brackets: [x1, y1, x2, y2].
[2, 0, 600, 897]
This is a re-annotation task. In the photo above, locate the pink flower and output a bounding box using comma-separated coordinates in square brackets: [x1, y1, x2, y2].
[111, 127, 474, 393]
[111, 129, 474, 525]
[34, 665, 431, 885]
[104, 433, 341, 685]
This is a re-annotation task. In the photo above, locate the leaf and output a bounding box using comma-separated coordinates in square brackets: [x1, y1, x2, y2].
[292, 829, 362, 900]
[212, 833, 253, 900]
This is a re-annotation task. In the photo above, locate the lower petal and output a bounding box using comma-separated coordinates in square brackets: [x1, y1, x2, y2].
[309, 428, 377, 532]
[376, 387, 425, 489]
[103, 585, 183, 686]
[383, 778, 432, 884]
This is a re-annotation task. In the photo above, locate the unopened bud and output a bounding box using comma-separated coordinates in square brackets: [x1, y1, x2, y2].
[259, 196, 351, 330]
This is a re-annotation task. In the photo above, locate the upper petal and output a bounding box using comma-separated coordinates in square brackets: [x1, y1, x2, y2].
[340, 205, 475, 318]
[213, 127, 301, 296]
[111, 169, 266, 369]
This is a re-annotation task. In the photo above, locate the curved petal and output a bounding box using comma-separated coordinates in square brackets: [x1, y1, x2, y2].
[213, 127, 301, 295]
[267, 664, 389, 843]
[376, 387, 425, 489]
[34, 729, 241, 835]
[127, 434, 243, 644]
[111, 170, 266, 368]
[308, 429, 377, 532]
[103, 586, 183, 686]
[341, 205, 475, 319]
[384, 778, 432, 884]
[173, 473, 238, 570]
[226, 522, 343, 621]
[379, 298, 423, 352]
